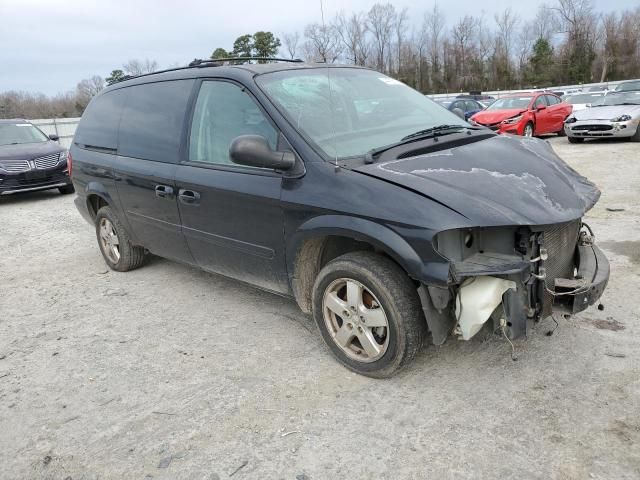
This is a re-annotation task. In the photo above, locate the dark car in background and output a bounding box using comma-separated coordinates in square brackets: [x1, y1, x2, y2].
[435, 97, 485, 120]
[457, 92, 495, 102]
[0, 119, 73, 195]
[70, 61, 609, 377]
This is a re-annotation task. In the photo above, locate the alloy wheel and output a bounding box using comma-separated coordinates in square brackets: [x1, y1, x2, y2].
[524, 124, 534, 137]
[322, 278, 390, 362]
[99, 218, 121, 263]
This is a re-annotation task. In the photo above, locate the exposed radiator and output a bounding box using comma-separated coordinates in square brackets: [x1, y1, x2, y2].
[541, 220, 581, 317]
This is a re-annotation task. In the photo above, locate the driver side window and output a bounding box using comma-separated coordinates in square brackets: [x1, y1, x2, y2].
[189, 81, 278, 167]
[534, 96, 548, 108]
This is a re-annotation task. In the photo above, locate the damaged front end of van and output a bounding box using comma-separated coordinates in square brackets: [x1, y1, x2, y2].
[355, 134, 609, 344]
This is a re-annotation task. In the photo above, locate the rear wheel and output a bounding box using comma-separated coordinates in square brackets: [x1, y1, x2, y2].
[568, 136, 584, 144]
[95, 206, 146, 272]
[523, 122, 534, 137]
[58, 184, 75, 194]
[312, 251, 426, 378]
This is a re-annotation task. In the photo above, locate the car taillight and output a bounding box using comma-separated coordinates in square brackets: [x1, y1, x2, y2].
[67, 151, 73, 177]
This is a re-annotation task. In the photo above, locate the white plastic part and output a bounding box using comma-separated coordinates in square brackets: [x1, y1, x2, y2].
[455, 276, 516, 340]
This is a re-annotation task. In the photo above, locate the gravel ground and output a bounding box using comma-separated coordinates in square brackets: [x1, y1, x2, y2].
[0, 136, 638, 480]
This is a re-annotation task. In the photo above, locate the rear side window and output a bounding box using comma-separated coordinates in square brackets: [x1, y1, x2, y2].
[74, 89, 128, 151]
[118, 80, 195, 163]
[465, 100, 479, 111]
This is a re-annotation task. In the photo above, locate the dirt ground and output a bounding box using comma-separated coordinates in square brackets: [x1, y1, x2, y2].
[1, 136, 639, 480]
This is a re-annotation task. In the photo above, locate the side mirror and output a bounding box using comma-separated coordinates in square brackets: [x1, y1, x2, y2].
[49, 134, 60, 141]
[536, 104, 547, 111]
[451, 107, 465, 120]
[586, 103, 592, 108]
[229, 135, 295, 171]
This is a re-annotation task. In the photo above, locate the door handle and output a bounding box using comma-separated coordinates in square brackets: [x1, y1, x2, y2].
[178, 189, 200, 205]
[155, 184, 174, 198]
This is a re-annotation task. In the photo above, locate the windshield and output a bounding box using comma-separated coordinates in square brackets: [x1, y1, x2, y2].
[592, 91, 640, 106]
[566, 93, 603, 104]
[0, 123, 49, 146]
[615, 81, 640, 92]
[256, 68, 467, 159]
[486, 96, 533, 110]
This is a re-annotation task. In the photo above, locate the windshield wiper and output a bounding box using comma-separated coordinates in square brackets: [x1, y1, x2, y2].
[401, 124, 468, 141]
[365, 124, 474, 163]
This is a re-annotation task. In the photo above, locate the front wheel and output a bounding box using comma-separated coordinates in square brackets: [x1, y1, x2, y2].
[58, 184, 75, 194]
[312, 252, 426, 378]
[523, 122, 534, 137]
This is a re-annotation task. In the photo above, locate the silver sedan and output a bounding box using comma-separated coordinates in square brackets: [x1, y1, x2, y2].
[564, 90, 640, 143]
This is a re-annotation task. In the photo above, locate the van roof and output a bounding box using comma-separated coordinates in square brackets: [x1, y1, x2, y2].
[102, 62, 369, 92]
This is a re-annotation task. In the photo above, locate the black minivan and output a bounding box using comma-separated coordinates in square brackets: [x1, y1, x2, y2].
[70, 60, 609, 377]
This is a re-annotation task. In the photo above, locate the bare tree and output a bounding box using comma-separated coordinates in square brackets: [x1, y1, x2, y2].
[282, 31, 300, 59]
[425, 4, 446, 89]
[495, 8, 519, 62]
[76, 76, 105, 110]
[394, 7, 409, 75]
[335, 11, 369, 65]
[516, 21, 535, 85]
[532, 4, 560, 41]
[303, 23, 342, 63]
[367, 3, 397, 73]
[123, 59, 159, 76]
[77, 76, 104, 99]
[451, 15, 479, 87]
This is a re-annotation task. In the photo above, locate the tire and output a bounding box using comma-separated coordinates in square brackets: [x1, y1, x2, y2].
[568, 136, 584, 144]
[523, 122, 534, 137]
[631, 126, 640, 142]
[58, 184, 75, 194]
[95, 206, 146, 272]
[312, 251, 426, 378]
[556, 124, 566, 137]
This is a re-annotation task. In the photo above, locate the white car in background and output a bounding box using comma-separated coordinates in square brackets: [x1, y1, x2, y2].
[564, 92, 605, 112]
[564, 90, 640, 143]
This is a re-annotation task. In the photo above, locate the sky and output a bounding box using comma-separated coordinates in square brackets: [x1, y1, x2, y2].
[0, 0, 633, 95]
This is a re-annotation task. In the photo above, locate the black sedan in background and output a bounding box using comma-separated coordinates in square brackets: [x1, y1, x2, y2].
[435, 97, 485, 120]
[0, 119, 74, 195]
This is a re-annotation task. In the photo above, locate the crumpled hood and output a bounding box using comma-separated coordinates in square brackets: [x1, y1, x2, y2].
[471, 108, 524, 124]
[0, 141, 63, 161]
[353, 135, 600, 226]
[573, 104, 640, 120]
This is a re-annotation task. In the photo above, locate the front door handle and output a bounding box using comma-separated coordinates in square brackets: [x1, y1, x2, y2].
[155, 184, 174, 198]
[178, 189, 200, 205]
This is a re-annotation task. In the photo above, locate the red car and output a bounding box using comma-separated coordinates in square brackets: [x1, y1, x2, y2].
[470, 92, 572, 137]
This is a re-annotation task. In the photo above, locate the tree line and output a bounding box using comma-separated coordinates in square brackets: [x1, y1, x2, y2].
[274, 0, 640, 93]
[0, 59, 160, 119]
[2, 0, 639, 119]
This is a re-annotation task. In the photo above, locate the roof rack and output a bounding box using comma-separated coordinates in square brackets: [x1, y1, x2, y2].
[189, 57, 304, 67]
[109, 57, 304, 85]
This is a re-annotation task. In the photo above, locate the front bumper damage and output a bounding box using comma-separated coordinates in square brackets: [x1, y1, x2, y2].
[419, 221, 610, 345]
